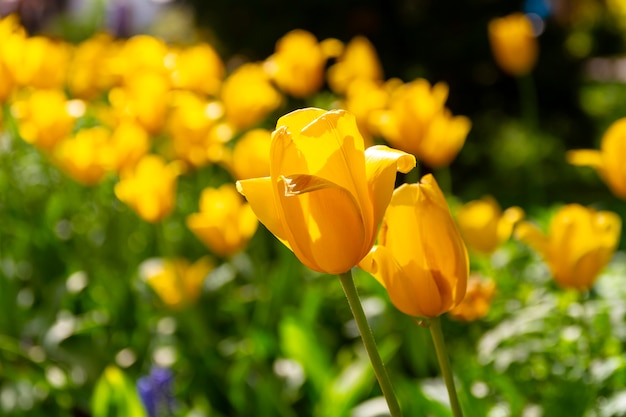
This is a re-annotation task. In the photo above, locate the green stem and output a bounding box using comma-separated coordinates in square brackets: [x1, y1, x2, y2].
[338, 270, 402, 417]
[428, 316, 463, 417]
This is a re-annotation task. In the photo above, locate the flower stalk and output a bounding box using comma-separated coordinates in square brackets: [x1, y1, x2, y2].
[338, 270, 403, 417]
[428, 316, 464, 417]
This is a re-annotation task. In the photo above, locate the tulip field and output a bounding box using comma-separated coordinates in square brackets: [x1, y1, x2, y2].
[3, 2, 626, 417]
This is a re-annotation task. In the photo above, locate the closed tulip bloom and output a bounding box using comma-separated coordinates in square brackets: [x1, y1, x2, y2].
[67, 33, 119, 99]
[327, 35, 384, 95]
[13, 89, 77, 152]
[456, 196, 525, 254]
[264, 29, 327, 98]
[230, 128, 272, 180]
[187, 184, 258, 258]
[359, 174, 469, 318]
[141, 256, 213, 309]
[169, 43, 225, 96]
[567, 117, 626, 200]
[114, 154, 183, 223]
[221, 63, 283, 130]
[53, 126, 110, 185]
[0, 14, 24, 102]
[449, 274, 496, 322]
[488, 13, 538, 77]
[515, 204, 621, 291]
[237, 108, 415, 274]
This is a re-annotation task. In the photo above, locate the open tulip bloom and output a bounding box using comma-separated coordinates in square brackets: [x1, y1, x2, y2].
[237, 107, 415, 416]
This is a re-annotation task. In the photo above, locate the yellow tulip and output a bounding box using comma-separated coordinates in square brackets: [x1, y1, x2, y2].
[141, 256, 214, 309]
[53, 126, 110, 185]
[166, 91, 226, 168]
[5, 36, 70, 89]
[13, 89, 77, 152]
[515, 204, 621, 291]
[327, 35, 384, 95]
[230, 128, 272, 180]
[359, 174, 469, 318]
[169, 43, 225, 96]
[237, 108, 415, 274]
[456, 196, 525, 254]
[106, 119, 150, 174]
[488, 13, 538, 77]
[375, 79, 471, 168]
[264, 29, 327, 98]
[67, 33, 119, 99]
[0, 14, 24, 102]
[221, 63, 283, 130]
[449, 274, 496, 322]
[114, 154, 183, 223]
[187, 184, 258, 258]
[567, 117, 626, 200]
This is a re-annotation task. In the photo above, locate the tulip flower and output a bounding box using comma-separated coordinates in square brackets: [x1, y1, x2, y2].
[106, 119, 150, 174]
[0, 14, 24, 102]
[488, 13, 538, 77]
[567, 117, 626, 200]
[230, 128, 272, 180]
[264, 29, 327, 98]
[237, 107, 415, 275]
[140, 256, 213, 309]
[327, 35, 384, 95]
[169, 43, 225, 96]
[67, 33, 119, 99]
[13, 89, 77, 152]
[186, 184, 259, 258]
[375, 79, 471, 168]
[449, 274, 496, 322]
[359, 174, 469, 318]
[53, 126, 111, 186]
[456, 195, 525, 255]
[220, 63, 283, 130]
[515, 204, 621, 291]
[114, 154, 183, 223]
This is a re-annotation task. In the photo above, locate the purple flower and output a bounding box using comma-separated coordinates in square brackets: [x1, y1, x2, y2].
[137, 367, 176, 417]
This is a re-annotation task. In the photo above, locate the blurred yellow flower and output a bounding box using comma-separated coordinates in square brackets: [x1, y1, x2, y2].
[169, 43, 224, 96]
[0, 14, 24, 102]
[264, 29, 327, 98]
[515, 204, 621, 291]
[106, 119, 151, 174]
[53, 126, 110, 185]
[114, 154, 183, 223]
[67, 33, 120, 99]
[237, 108, 415, 274]
[327, 35, 384, 95]
[375, 79, 471, 168]
[567, 117, 626, 200]
[13, 89, 77, 152]
[141, 256, 214, 309]
[166, 91, 226, 168]
[449, 274, 496, 322]
[229, 128, 272, 180]
[488, 13, 538, 77]
[111, 34, 170, 85]
[220, 63, 283, 131]
[109, 72, 171, 134]
[187, 184, 258, 258]
[359, 174, 469, 318]
[5, 36, 70, 89]
[456, 196, 525, 255]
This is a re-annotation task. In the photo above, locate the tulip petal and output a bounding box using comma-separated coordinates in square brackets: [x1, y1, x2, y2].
[276, 174, 366, 274]
[271, 109, 370, 210]
[514, 221, 549, 259]
[236, 177, 290, 248]
[566, 149, 603, 169]
[364, 145, 416, 237]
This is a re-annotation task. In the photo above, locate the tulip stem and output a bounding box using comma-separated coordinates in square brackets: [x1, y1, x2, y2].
[428, 316, 464, 417]
[338, 270, 403, 417]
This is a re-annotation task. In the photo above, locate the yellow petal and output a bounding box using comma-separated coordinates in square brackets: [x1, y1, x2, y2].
[514, 221, 549, 259]
[566, 149, 603, 169]
[276, 175, 365, 274]
[236, 177, 289, 247]
[364, 144, 416, 237]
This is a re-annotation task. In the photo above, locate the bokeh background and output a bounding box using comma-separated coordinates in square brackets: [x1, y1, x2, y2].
[3, 0, 626, 416]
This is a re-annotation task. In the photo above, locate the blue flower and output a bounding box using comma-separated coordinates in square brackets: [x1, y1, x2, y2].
[137, 367, 176, 417]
